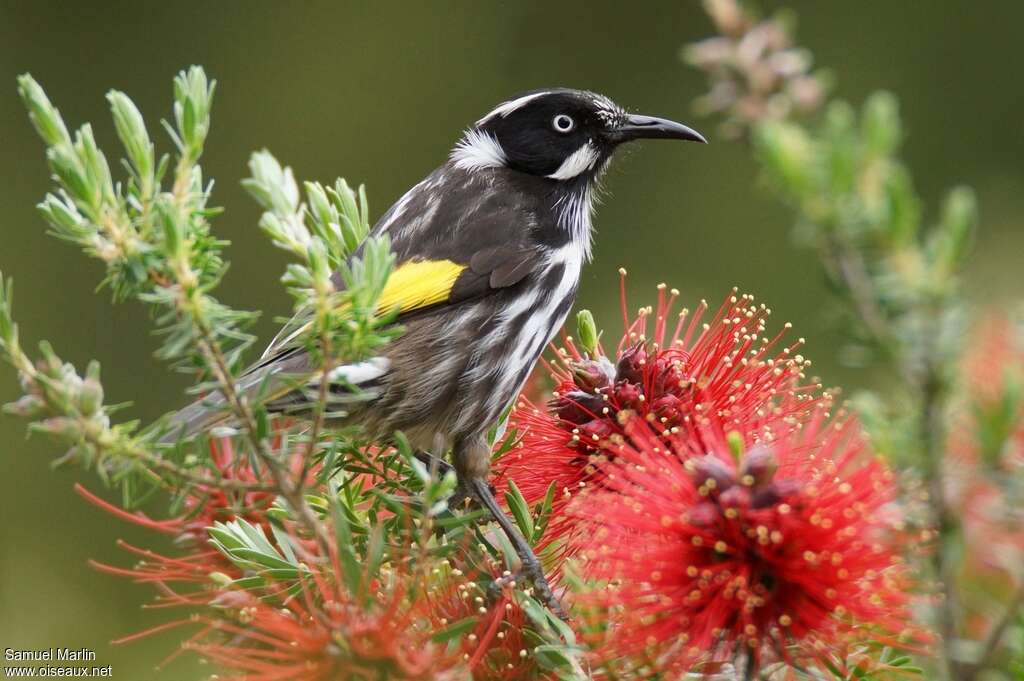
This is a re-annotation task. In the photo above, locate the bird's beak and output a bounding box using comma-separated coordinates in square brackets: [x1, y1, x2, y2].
[610, 114, 708, 144]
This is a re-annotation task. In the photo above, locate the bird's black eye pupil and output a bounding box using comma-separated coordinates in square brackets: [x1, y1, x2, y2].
[552, 114, 574, 133]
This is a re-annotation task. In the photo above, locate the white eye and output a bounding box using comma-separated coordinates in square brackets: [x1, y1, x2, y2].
[552, 114, 575, 133]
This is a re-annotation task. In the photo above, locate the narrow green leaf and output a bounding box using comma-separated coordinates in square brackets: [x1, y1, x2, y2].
[504, 479, 534, 544]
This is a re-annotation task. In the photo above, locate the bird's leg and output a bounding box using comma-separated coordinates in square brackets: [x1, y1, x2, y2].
[466, 477, 567, 620]
[453, 436, 566, 619]
[412, 450, 477, 510]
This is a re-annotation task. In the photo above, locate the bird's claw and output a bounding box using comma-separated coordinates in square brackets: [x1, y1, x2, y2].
[487, 559, 569, 621]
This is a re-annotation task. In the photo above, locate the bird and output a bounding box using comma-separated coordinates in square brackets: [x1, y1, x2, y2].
[164, 88, 706, 615]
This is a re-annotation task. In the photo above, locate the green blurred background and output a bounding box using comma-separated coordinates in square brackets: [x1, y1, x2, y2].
[1, 2, 1022, 678]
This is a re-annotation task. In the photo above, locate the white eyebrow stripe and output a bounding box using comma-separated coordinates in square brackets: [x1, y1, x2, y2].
[450, 129, 507, 170]
[546, 142, 600, 180]
[476, 92, 550, 125]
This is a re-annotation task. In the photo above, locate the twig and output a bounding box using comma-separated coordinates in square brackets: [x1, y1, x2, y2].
[127, 444, 275, 493]
[962, 581, 1024, 681]
[918, 350, 958, 681]
[298, 328, 333, 493]
[195, 333, 331, 557]
[165, 160, 332, 557]
[822, 234, 894, 350]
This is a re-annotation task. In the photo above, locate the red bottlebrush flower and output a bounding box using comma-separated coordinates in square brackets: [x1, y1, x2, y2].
[424, 548, 561, 681]
[495, 277, 831, 547]
[187, 575, 466, 681]
[431, 588, 537, 681]
[571, 409, 916, 674]
[78, 436, 305, 603]
[945, 316, 1024, 634]
[80, 433, 473, 679]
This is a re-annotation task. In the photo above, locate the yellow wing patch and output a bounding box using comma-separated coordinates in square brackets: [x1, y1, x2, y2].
[375, 259, 466, 317]
[259, 259, 467, 360]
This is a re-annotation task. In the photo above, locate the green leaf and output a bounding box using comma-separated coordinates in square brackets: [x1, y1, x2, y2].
[431, 617, 478, 644]
[532, 481, 557, 541]
[107, 90, 154, 190]
[17, 74, 71, 147]
[861, 91, 901, 156]
[329, 481, 363, 597]
[504, 479, 534, 544]
[931, 185, 977, 277]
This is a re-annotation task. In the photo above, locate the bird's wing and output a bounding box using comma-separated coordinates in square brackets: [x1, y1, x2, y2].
[161, 166, 542, 441]
[259, 165, 543, 360]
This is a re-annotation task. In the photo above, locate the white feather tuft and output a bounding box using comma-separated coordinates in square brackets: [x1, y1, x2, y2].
[326, 357, 391, 385]
[451, 129, 507, 171]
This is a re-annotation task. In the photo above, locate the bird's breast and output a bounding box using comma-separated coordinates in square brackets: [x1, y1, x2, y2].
[451, 240, 585, 435]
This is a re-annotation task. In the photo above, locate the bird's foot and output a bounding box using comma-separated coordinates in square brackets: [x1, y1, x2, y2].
[450, 481, 476, 511]
[487, 557, 568, 621]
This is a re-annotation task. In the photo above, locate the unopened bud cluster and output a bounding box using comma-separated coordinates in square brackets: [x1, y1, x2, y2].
[554, 345, 688, 451]
[3, 344, 109, 452]
[684, 0, 827, 138]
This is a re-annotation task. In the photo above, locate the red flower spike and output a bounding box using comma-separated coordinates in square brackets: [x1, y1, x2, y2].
[945, 316, 1024, 633]
[495, 279, 832, 549]
[77, 436, 309, 603]
[571, 409, 919, 673]
[187, 578, 467, 681]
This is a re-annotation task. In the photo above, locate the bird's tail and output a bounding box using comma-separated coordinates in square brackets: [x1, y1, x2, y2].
[158, 392, 232, 444]
[156, 360, 281, 444]
[156, 355, 391, 444]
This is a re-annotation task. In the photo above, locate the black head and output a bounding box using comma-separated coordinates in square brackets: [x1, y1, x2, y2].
[451, 89, 706, 181]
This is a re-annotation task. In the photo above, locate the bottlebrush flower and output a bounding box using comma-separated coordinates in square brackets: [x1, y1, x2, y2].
[945, 316, 1024, 636]
[494, 276, 831, 546]
[571, 408, 915, 674]
[78, 436, 304, 603]
[431, 586, 536, 681]
[187, 573, 467, 681]
[80, 434, 474, 679]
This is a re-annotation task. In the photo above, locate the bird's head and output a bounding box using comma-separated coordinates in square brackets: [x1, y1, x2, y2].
[451, 89, 706, 181]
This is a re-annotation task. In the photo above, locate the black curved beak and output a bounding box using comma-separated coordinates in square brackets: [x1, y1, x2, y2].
[610, 114, 707, 145]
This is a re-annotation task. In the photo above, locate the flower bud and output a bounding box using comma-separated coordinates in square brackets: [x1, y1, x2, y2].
[30, 416, 83, 442]
[577, 418, 614, 444]
[570, 357, 615, 392]
[575, 309, 600, 356]
[3, 394, 47, 418]
[615, 344, 646, 385]
[751, 478, 801, 509]
[614, 382, 642, 407]
[78, 360, 104, 415]
[651, 394, 683, 422]
[740, 445, 778, 486]
[718, 485, 751, 512]
[690, 454, 736, 492]
[553, 390, 605, 425]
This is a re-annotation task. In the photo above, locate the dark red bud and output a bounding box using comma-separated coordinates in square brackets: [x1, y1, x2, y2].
[615, 344, 646, 385]
[614, 381, 643, 407]
[580, 417, 614, 439]
[571, 357, 616, 392]
[751, 478, 801, 509]
[718, 485, 751, 511]
[553, 390, 606, 425]
[687, 501, 722, 528]
[740, 446, 778, 486]
[651, 394, 684, 422]
[690, 454, 736, 492]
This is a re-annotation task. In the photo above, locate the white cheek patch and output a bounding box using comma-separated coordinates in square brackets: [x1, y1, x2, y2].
[451, 129, 507, 171]
[547, 142, 600, 180]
